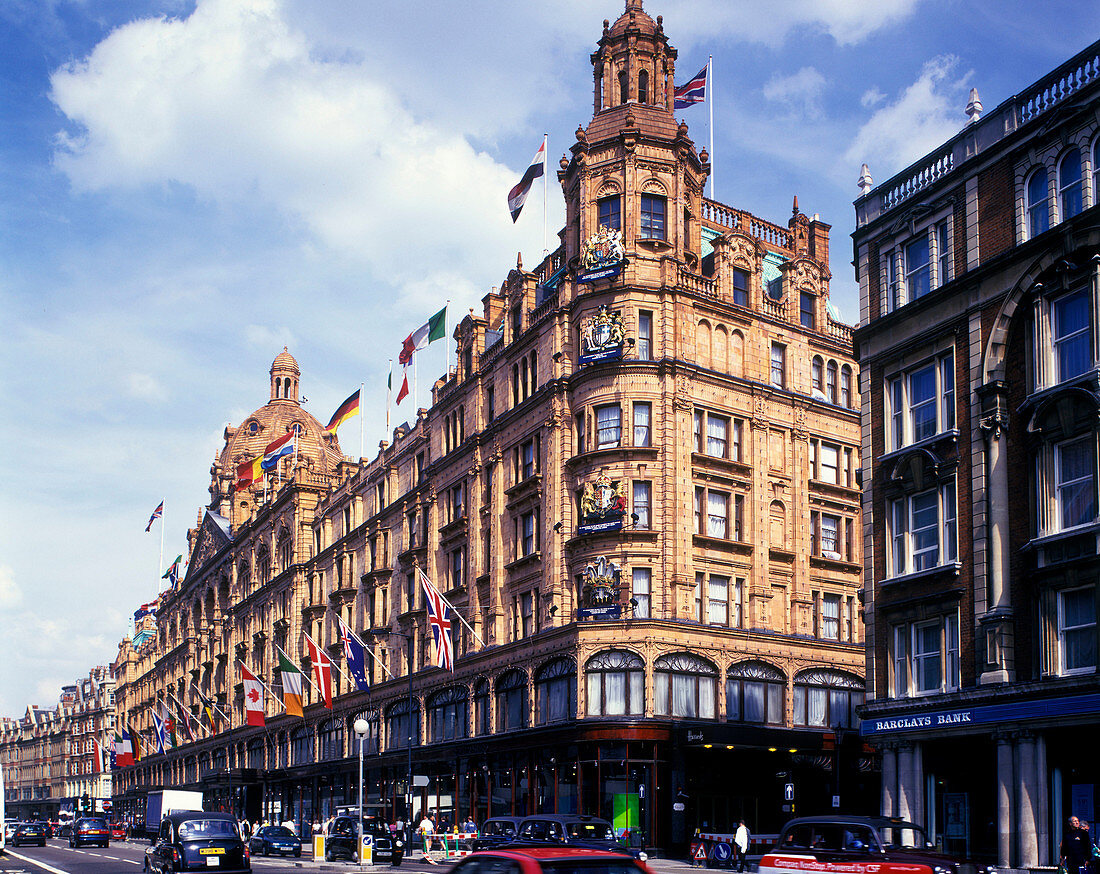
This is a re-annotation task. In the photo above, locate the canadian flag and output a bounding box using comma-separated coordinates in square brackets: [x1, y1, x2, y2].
[241, 664, 266, 727]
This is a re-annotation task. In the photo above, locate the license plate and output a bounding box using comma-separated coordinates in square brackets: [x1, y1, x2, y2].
[206, 857, 220, 866]
[200, 848, 225, 855]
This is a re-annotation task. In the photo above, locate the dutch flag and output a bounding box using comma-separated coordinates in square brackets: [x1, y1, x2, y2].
[507, 139, 546, 223]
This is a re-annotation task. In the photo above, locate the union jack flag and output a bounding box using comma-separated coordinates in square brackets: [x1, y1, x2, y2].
[145, 500, 163, 532]
[418, 568, 454, 672]
[674, 63, 708, 110]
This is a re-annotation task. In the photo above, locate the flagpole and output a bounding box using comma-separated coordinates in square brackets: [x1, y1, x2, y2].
[386, 361, 392, 438]
[302, 629, 353, 686]
[445, 300, 451, 382]
[157, 503, 165, 598]
[708, 55, 714, 200]
[187, 679, 233, 727]
[345, 621, 395, 679]
[542, 132, 549, 257]
[417, 567, 486, 648]
[238, 659, 285, 711]
[358, 384, 365, 461]
[275, 642, 321, 697]
[414, 354, 419, 413]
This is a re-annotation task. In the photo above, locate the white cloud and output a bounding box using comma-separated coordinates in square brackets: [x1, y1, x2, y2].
[844, 55, 969, 179]
[126, 372, 167, 402]
[861, 87, 886, 108]
[49, 0, 550, 299]
[763, 67, 828, 119]
[244, 324, 296, 351]
[0, 565, 21, 608]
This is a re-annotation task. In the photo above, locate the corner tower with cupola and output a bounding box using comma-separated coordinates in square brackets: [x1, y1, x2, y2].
[560, 0, 709, 275]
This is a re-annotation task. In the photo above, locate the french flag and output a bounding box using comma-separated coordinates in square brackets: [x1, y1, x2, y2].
[674, 63, 708, 109]
[508, 139, 546, 223]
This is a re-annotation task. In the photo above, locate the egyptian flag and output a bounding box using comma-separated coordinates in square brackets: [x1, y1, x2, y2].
[674, 63, 708, 109]
[325, 389, 361, 433]
[508, 139, 546, 222]
[235, 455, 263, 490]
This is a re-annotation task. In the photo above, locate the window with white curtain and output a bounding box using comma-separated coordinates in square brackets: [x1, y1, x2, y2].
[694, 410, 731, 458]
[726, 662, 784, 725]
[654, 653, 717, 719]
[535, 658, 575, 725]
[633, 481, 651, 529]
[707, 576, 729, 625]
[633, 402, 651, 447]
[596, 405, 622, 449]
[631, 567, 651, 618]
[792, 670, 863, 728]
[585, 650, 645, 717]
[822, 594, 841, 640]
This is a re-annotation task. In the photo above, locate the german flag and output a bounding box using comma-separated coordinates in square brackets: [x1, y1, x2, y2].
[324, 388, 361, 433]
[235, 455, 263, 490]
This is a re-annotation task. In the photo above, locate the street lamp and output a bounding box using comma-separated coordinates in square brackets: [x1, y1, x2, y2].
[354, 717, 369, 868]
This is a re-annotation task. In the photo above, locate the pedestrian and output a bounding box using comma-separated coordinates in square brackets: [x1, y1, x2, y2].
[462, 815, 477, 834]
[734, 819, 751, 873]
[1061, 816, 1093, 874]
[418, 811, 437, 864]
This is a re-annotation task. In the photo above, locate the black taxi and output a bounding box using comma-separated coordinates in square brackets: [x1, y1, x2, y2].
[760, 816, 994, 874]
[147, 811, 249, 874]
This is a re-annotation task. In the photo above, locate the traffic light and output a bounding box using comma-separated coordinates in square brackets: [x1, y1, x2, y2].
[81, 792, 91, 814]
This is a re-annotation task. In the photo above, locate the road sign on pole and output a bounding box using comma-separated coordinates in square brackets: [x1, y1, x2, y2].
[784, 783, 795, 802]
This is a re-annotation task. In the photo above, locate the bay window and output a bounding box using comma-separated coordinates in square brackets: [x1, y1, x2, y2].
[631, 567, 651, 617]
[695, 487, 730, 538]
[1055, 436, 1097, 531]
[1057, 586, 1097, 675]
[882, 216, 953, 311]
[694, 409, 733, 458]
[888, 481, 958, 577]
[596, 405, 622, 449]
[891, 613, 960, 697]
[633, 402, 651, 447]
[886, 351, 955, 450]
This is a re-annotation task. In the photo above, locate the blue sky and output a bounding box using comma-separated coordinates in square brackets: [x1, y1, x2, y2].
[0, 0, 1092, 718]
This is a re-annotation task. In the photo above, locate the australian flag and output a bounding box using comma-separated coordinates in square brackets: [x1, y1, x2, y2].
[674, 63, 708, 109]
[338, 618, 371, 693]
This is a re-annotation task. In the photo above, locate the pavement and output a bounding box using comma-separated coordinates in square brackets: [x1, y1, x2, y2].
[291, 851, 758, 873]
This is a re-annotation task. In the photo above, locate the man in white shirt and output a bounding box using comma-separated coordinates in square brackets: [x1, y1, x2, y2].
[734, 819, 750, 872]
[418, 814, 437, 864]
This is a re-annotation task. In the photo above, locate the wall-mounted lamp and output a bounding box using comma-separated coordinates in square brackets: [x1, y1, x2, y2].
[553, 521, 564, 533]
[548, 604, 559, 617]
[552, 352, 563, 362]
[629, 597, 639, 608]
[630, 513, 639, 524]
[626, 338, 636, 347]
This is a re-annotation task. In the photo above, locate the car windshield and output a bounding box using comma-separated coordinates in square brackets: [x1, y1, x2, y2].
[878, 824, 929, 849]
[81, 819, 108, 829]
[489, 822, 515, 836]
[566, 822, 615, 840]
[267, 827, 295, 837]
[178, 820, 239, 840]
[541, 862, 642, 874]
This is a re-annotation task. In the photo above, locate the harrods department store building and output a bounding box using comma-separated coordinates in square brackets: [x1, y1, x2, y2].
[112, 1, 869, 851]
[853, 38, 1100, 869]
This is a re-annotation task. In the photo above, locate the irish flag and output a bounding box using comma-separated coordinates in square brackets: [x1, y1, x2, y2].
[277, 650, 304, 718]
[241, 664, 266, 726]
[398, 307, 447, 366]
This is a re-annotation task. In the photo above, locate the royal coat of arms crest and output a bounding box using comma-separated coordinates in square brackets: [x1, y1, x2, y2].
[577, 226, 627, 284]
[579, 555, 622, 619]
[579, 305, 627, 365]
[579, 473, 627, 534]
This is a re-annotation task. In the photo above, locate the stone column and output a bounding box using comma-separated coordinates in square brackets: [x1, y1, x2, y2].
[1036, 733, 1050, 866]
[880, 742, 898, 817]
[1018, 732, 1038, 866]
[995, 732, 1014, 867]
[897, 742, 915, 822]
[911, 741, 925, 827]
[978, 382, 1013, 685]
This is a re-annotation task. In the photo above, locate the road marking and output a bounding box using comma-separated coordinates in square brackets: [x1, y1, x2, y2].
[4, 849, 77, 874]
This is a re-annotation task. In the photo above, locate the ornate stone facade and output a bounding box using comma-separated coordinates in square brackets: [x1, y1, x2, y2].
[112, 1, 863, 850]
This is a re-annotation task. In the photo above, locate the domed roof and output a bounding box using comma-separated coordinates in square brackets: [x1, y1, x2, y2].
[271, 347, 299, 374]
[608, 0, 659, 38]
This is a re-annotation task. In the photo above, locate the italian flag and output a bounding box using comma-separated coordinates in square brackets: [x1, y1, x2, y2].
[278, 650, 305, 718]
[398, 307, 446, 366]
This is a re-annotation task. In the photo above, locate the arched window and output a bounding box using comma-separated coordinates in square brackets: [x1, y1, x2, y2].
[238, 560, 251, 594]
[427, 687, 469, 742]
[827, 361, 838, 404]
[473, 679, 490, 736]
[792, 669, 864, 728]
[495, 670, 527, 732]
[840, 365, 853, 408]
[811, 356, 824, 397]
[1059, 147, 1083, 220]
[276, 529, 292, 573]
[638, 69, 649, 104]
[385, 699, 420, 751]
[619, 69, 628, 105]
[770, 501, 786, 544]
[290, 725, 312, 765]
[256, 545, 270, 584]
[726, 662, 785, 725]
[535, 658, 575, 725]
[730, 331, 744, 377]
[247, 738, 264, 769]
[696, 320, 711, 367]
[713, 326, 728, 373]
[318, 716, 344, 760]
[1027, 168, 1050, 238]
[586, 650, 644, 716]
[654, 653, 717, 718]
[349, 709, 379, 756]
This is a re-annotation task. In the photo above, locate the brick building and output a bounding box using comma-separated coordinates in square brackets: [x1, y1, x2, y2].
[853, 39, 1100, 867]
[111, 0, 865, 851]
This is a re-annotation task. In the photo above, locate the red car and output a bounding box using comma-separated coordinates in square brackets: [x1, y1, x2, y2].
[449, 846, 652, 874]
[110, 822, 128, 840]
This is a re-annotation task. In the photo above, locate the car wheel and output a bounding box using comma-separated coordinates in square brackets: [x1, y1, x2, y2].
[294, 849, 302, 857]
[352, 849, 359, 863]
[325, 848, 334, 862]
[262, 845, 269, 856]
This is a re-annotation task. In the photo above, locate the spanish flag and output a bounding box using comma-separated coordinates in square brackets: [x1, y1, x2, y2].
[277, 649, 304, 718]
[325, 389, 361, 433]
[235, 455, 263, 490]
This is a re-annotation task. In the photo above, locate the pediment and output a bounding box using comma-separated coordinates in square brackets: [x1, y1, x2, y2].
[186, 511, 232, 580]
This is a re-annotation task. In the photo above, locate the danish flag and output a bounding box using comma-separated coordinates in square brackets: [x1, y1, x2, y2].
[418, 567, 454, 672]
[303, 632, 334, 708]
